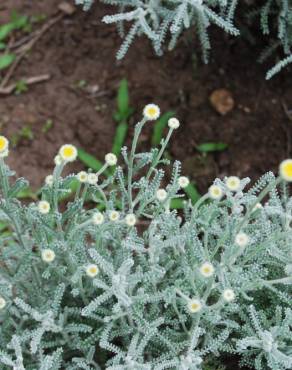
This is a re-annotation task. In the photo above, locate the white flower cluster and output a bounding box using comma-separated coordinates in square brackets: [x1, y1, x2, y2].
[0, 105, 291, 370]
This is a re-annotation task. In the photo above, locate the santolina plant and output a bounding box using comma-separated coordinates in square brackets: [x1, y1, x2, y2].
[75, 0, 292, 79]
[0, 105, 291, 369]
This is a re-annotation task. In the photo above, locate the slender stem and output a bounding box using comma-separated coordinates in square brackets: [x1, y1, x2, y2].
[127, 119, 147, 211]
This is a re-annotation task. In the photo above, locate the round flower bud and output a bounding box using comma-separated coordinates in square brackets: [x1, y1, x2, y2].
[199, 262, 215, 278]
[178, 176, 190, 188]
[38, 200, 50, 214]
[223, 289, 235, 302]
[92, 212, 104, 225]
[279, 159, 292, 182]
[109, 210, 120, 222]
[168, 118, 180, 130]
[187, 298, 202, 313]
[77, 171, 88, 183]
[87, 173, 98, 185]
[59, 144, 77, 162]
[125, 213, 136, 227]
[45, 175, 54, 187]
[0, 136, 9, 154]
[105, 153, 117, 166]
[41, 249, 55, 263]
[54, 154, 62, 166]
[86, 264, 99, 278]
[226, 176, 241, 192]
[0, 296, 6, 310]
[156, 189, 167, 202]
[235, 232, 249, 248]
[143, 104, 160, 121]
[208, 185, 223, 200]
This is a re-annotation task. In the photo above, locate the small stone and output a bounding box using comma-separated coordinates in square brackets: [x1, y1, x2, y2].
[58, 2, 76, 15]
[209, 88, 235, 115]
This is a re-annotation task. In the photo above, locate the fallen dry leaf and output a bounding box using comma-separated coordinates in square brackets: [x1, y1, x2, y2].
[209, 88, 234, 115]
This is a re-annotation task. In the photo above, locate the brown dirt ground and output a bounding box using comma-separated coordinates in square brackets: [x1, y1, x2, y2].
[1, 1, 292, 193]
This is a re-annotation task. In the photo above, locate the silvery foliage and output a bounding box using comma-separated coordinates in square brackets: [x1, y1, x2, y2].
[75, 0, 292, 78]
[0, 112, 291, 369]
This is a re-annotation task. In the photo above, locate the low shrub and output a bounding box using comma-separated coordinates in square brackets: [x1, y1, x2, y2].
[0, 106, 291, 369]
[75, 0, 292, 79]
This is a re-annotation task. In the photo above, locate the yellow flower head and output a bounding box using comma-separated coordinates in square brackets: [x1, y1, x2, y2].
[41, 249, 55, 263]
[223, 289, 235, 302]
[109, 210, 120, 222]
[86, 264, 99, 278]
[226, 176, 240, 192]
[38, 200, 50, 214]
[143, 104, 160, 121]
[0, 136, 9, 153]
[92, 212, 104, 225]
[125, 213, 136, 227]
[199, 262, 215, 278]
[208, 185, 223, 200]
[279, 159, 292, 182]
[77, 171, 88, 183]
[187, 298, 202, 313]
[59, 144, 77, 162]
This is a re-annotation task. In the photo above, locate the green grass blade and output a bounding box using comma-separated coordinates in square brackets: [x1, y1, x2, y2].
[78, 148, 103, 172]
[112, 122, 128, 156]
[196, 142, 228, 153]
[185, 183, 201, 204]
[117, 79, 129, 116]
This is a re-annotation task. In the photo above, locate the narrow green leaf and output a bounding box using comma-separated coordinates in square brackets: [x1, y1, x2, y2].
[185, 183, 201, 204]
[196, 142, 228, 153]
[0, 42, 6, 50]
[0, 53, 15, 70]
[112, 122, 128, 156]
[78, 148, 103, 172]
[117, 79, 129, 115]
[170, 198, 184, 209]
[0, 23, 14, 41]
[151, 111, 175, 146]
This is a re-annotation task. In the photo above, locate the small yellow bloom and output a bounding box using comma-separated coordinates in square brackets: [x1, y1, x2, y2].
[77, 171, 88, 183]
[59, 144, 77, 162]
[38, 200, 50, 214]
[208, 185, 223, 200]
[92, 212, 104, 225]
[41, 249, 55, 263]
[178, 176, 190, 188]
[187, 299, 202, 313]
[105, 153, 117, 166]
[279, 159, 292, 182]
[156, 188, 167, 202]
[199, 262, 215, 278]
[0, 136, 9, 153]
[223, 289, 235, 302]
[125, 213, 136, 226]
[109, 210, 120, 222]
[86, 264, 99, 278]
[87, 173, 98, 185]
[226, 176, 240, 191]
[143, 104, 160, 121]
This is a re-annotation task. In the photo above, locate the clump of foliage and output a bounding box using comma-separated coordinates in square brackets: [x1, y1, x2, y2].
[0, 106, 292, 370]
[75, 0, 292, 79]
